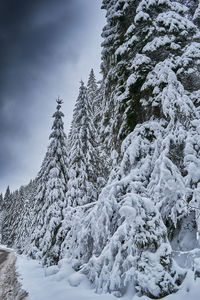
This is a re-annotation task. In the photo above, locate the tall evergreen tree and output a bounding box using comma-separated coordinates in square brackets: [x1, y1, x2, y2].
[57, 81, 105, 263]
[28, 98, 68, 265]
[100, 0, 135, 154]
[100, 0, 200, 227]
[1, 186, 12, 244]
[87, 68, 98, 108]
[74, 123, 185, 298]
[87, 71, 110, 184]
[66, 81, 99, 207]
[3, 186, 11, 205]
[0, 193, 3, 206]
[14, 180, 37, 252]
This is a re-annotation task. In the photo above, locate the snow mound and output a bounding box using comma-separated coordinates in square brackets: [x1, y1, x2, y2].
[45, 265, 59, 277]
[68, 272, 85, 287]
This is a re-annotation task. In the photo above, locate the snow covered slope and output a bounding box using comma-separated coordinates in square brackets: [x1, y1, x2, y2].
[16, 250, 200, 300]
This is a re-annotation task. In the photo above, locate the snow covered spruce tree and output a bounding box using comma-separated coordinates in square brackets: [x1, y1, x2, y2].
[76, 124, 186, 298]
[99, 0, 128, 155]
[0, 181, 37, 250]
[1, 186, 13, 245]
[87, 68, 98, 111]
[100, 0, 200, 229]
[0, 193, 3, 206]
[13, 180, 37, 252]
[65, 81, 100, 207]
[6, 187, 26, 247]
[87, 70, 110, 184]
[57, 81, 104, 259]
[27, 98, 68, 265]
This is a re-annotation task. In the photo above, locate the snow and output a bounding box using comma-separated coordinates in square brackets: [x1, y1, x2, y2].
[14, 251, 200, 300]
[16, 254, 118, 300]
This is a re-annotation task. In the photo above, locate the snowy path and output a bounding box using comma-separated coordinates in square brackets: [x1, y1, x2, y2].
[0, 249, 9, 265]
[0, 247, 27, 299]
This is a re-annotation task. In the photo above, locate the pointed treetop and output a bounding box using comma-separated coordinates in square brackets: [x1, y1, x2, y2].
[80, 80, 84, 87]
[87, 69, 98, 97]
[5, 186, 10, 195]
[4, 186, 11, 200]
[89, 68, 94, 76]
[56, 97, 64, 110]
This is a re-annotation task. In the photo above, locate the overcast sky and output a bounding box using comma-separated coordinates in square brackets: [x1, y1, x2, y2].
[0, 0, 105, 194]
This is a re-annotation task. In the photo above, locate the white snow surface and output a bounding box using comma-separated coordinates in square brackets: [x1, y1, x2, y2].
[16, 254, 120, 300]
[14, 250, 200, 300]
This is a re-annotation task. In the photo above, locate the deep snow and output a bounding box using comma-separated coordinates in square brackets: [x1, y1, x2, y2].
[16, 255, 119, 300]
[15, 251, 200, 300]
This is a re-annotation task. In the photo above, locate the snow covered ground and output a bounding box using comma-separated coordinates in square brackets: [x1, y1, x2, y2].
[15, 250, 200, 300]
[16, 255, 119, 300]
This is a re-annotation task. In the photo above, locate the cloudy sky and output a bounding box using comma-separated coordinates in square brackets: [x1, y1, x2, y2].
[0, 0, 105, 194]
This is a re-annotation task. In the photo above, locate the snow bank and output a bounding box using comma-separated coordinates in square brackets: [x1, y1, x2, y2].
[15, 253, 200, 300]
[16, 255, 118, 300]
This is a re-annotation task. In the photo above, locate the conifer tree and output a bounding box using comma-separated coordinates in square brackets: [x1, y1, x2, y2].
[3, 186, 11, 206]
[57, 81, 105, 263]
[87, 69, 98, 109]
[1, 186, 12, 244]
[8, 188, 24, 246]
[100, 0, 200, 227]
[66, 81, 99, 207]
[100, 0, 135, 154]
[75, 123, 185, 298]
[87, 72, 109, 184]
[28, 98, 68, 265]
[14, 180, 37, 252]
[0, 193, 3, 206]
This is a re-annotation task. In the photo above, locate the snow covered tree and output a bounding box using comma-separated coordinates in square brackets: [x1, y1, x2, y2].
[28, 98, 68, 265]
[100, 0, 132, 154]
[57, 81, 107, 264]
[111, 0, 199, 133]
[100, 0, 200, 227]
[3, 186, 11, 206]
[13, 180, 37, 252]
[1, 186, 23, 246]
[70, 123, 185, 298]
[1, 186, 13, 244]
[87, 71, 110, 184]
[0, 180, 37, 250]
[7, 188, 25, 246]
[66, 81, 100, 207]
[87, 68, 98, 110]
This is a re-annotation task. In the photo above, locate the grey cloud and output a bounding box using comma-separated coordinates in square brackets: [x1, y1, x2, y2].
[0, 0, 104, 193]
